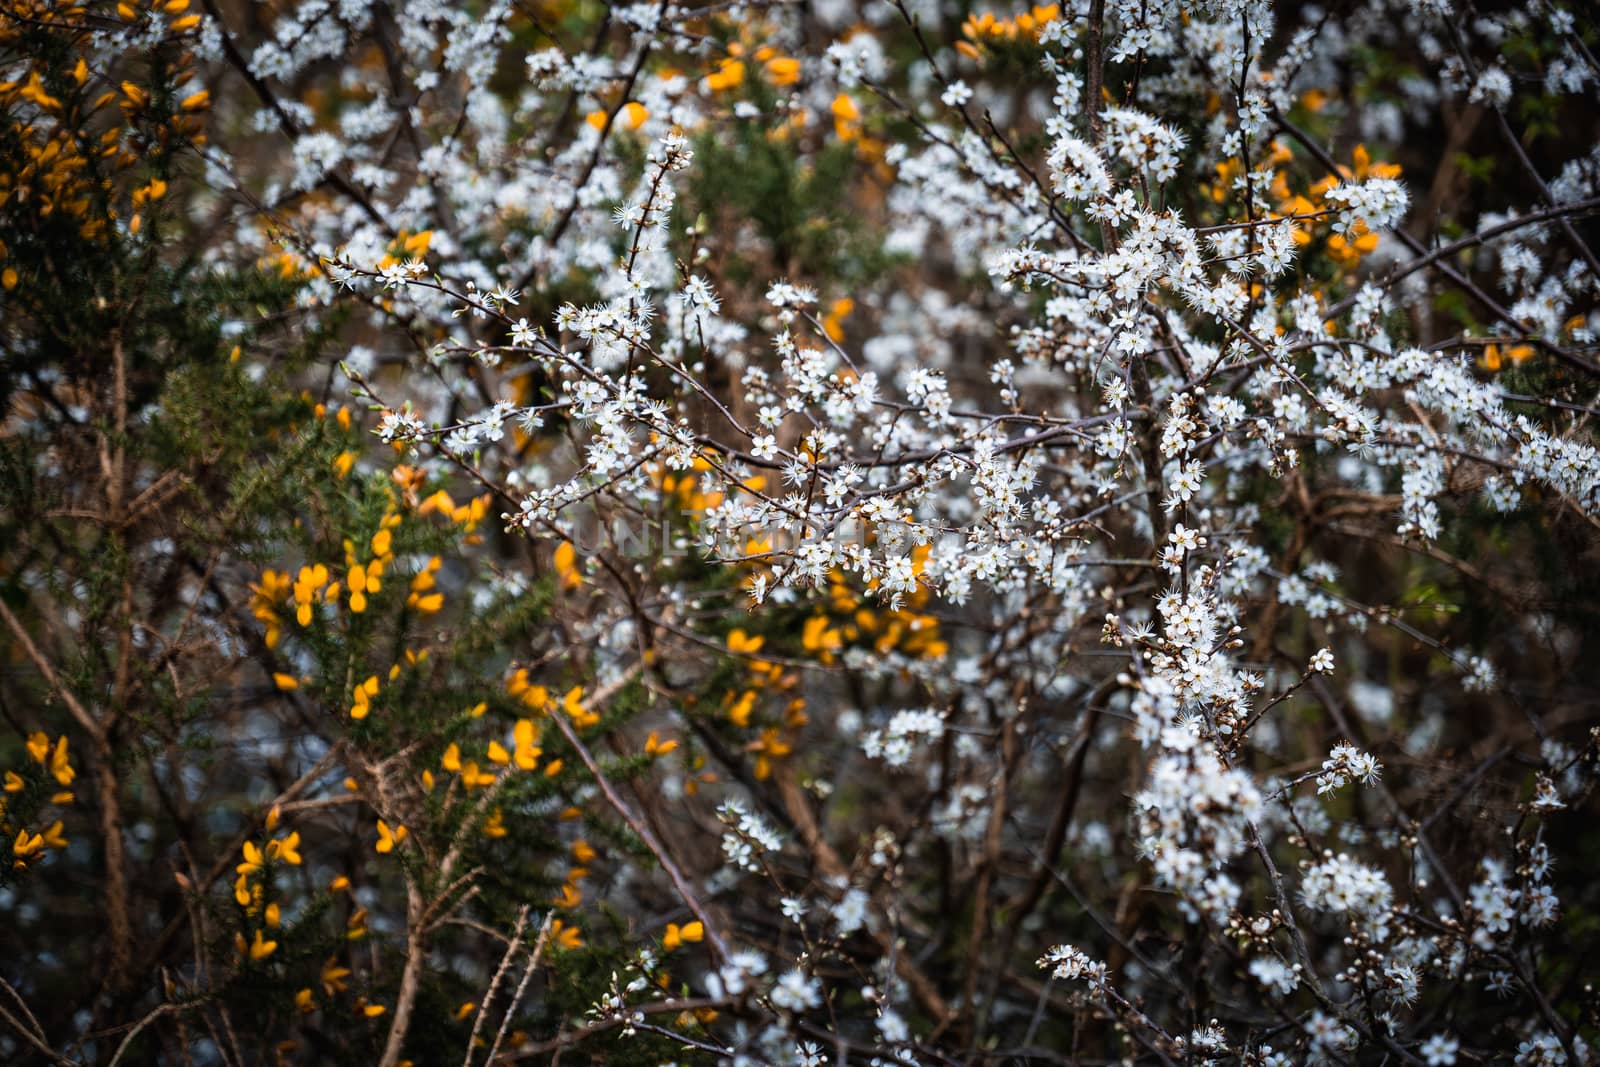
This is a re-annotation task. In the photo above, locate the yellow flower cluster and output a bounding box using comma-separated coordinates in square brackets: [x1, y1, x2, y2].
[374, 818, 407, 853]
[293, 950, 387, 1021]
[1312, 146, 1401, 269]
[416, 485, 492, 535]
[701, 42, 802, 94]
[956, 5, 1062, 57]
[1210, 139, 1403, 274]
[407, 554, 445, 614]
[427, 669, 614, 801]
[829, 92, 890, 165]
[251, 466, 486, 666]
[375, 229, 432, 273]
[553, 540, 583, 590]
[804, 552, 949, 664]
[4, 733, 75, 871]
[348, 517, 401, 613]
[717, 629, 803, 781]
[1480, 342, 1535, 372]
[586, 101, 651, 132]
[662, 919, 704, 951]
[548, 918, 584, 950]
[232, 807, 303, 962]
[0, 0, 209, 275]
[655, 452, 767, 514]
[551, 838, 595, 910]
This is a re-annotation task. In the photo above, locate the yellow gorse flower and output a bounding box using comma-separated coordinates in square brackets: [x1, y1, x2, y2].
[13, 828, 47, 863]
[49, 737, 74, 785]
[1481, 342, 1535, 372]
[705, 57, 745, 92]
[726, 628, 764, 655]
[513, 719, 541, 770]
[250, 928, 278, 961]
[238, 840, 265, 876]
[662, 921, 704, 951]
[350, 674, 379, 720]
[554, 540, 582, 589]
[374, 819, 407, 853]
[321, 961, 351, 995]
[292, 564, 330, 626]
[562, 685, 599, 729]
[763, 55, 800, 86]
[460, 762, 496, 790]
[266, 830, 302, 865]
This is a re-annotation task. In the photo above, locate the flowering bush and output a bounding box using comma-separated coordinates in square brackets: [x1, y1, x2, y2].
[3, 0, 1600, 1063]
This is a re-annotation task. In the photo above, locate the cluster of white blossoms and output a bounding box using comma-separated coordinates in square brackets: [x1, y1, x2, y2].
[153, 0, 1600, 1058]
[1315, 741, 1382, 795]
[1037, 944, 1108, 987]
[1133, 725, 1264, 923]
[1301, 852, 1395, 929]
[860, 708, 946, 768]
[717, 799, 783, 874]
